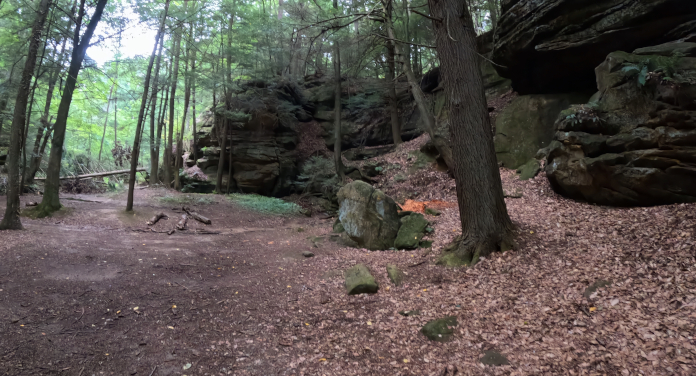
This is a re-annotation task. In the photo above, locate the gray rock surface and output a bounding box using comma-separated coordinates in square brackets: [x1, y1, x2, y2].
[337, 181, 401, 250]
[493, 0, 696, 94]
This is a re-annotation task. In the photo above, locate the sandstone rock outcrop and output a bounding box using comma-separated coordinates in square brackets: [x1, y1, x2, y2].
[494, 93, 590, 169]
[493, 0, 696, 94]
[544, 42, 696, 206]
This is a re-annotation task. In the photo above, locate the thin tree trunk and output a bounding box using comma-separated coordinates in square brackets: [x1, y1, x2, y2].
[175, 40, 191, 191]
[1, 0, 52, 230]
[191, 57, 198, 163]
[488, 0, 498, 31]
[332, 40, 345, 180]
[97, 83, 114, 161]
[37, 0, 108, 218]
[215, 121, 227, 193]
[428, 0, 514, 266]
[165, 22, 182, 189]
[126, 0, 169, 211]
[385, 1, 402, 145]
[155, 69, 170, 183]
[25, 17, 72, 186]
[383, 2, 453, 168]
[149, 32, 165, 184]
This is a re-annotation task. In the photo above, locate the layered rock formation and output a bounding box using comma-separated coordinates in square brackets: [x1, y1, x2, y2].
[493, 0, 696, 94]
[544, 42, 696, 206]
[494, 93, 590, 169]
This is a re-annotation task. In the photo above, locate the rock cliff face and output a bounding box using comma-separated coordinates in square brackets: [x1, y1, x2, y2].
[493, 0, 696, 94]
[544, 42, 696, 206]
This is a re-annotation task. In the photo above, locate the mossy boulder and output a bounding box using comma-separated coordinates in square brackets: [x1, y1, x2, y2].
[344, 264, 379, 295]
[337, 181, 401, 250]
[394, 213, 429, 249]
[386, 264, 404, 286]
[424, 207, 441, 216]
[421, 316, 458, 342]
[517, 159, 541, 180]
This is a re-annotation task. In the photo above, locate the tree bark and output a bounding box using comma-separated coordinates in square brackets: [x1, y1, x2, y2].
[215, 121, 227, 193]
[37, 0, 108, 218]
[427, 0, 514, 266]
[126, 0, 169, 211]
[25, 16, 73, 186]
[383, 2, 454, 168]
[385, 0, 402, 145]
[97, 83, 114, 161]
[149, 31, 165, 185]
[0, 0, 52, 230]
[165, 22, 182, 189]
[332, 40, 345, 181]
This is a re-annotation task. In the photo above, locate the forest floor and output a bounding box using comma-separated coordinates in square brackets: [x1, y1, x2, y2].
[0, 137, 695, 376]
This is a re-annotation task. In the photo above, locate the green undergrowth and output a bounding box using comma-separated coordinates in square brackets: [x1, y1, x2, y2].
[228, 193, 301, 216]
[158, 194, 215, 206]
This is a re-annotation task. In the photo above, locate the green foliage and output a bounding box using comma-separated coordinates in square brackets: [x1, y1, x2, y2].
[621, 52, 686, 86]
[228, 193, 301, 216]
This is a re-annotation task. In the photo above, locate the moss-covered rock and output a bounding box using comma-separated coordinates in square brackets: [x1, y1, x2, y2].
[332, 218, 345, 233]
[344, 264, 379, 295]
[480, 350, 510, 366]
[420, 316, 458, 342]
[386, 264, 404, 286]
[424, 207, 441, 216]
[394, 213, 429, 249]
[337, 181, 401, 250]
[517, 159, 541, 180]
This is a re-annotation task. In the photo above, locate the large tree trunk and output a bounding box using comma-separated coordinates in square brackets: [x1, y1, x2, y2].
[428, 0, 514, 266]
[332, 40, 345, 181]
[36, 0, 108, 218]
[0, 0, 52, 230]
[215, 120, 227, 193]
[126, 0, 170, 211]
[165, 26, 182, 189]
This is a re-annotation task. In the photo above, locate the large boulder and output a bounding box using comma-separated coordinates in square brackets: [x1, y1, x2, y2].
[544, 43, 696, 206]
[493, 0, 696, 94]
[494, 93, 590, 169]
[337, 181, 401, 250]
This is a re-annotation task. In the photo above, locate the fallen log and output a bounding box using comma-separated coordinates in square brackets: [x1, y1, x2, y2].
[183, 206, 211, 225]
[147, 212, 168, 226]
[34, 168, 146, 181]
[176, 215, 188, 231]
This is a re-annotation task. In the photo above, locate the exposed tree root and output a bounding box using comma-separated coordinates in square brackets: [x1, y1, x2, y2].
[437, 232, 515, 267]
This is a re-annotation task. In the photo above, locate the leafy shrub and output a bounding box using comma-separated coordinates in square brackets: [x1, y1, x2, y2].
[228, 193, 301, 215]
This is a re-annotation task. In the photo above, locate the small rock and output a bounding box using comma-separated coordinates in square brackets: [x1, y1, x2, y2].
[424, 207, 441, 216]
[398, 310, 420, 317]
[480, 350, 510, 366]
[344, 264, 379, 295]
[419, 240, 434, 249]
[302, 251, 315, 258]
[394, 213, 429, 249]
[386, 264, 404, 286]
[319, 291, 331, 304]
[503, 187, 523, 198]
[332, 218, 345, 233]
[421, 316, 458, 342]
[583, 279, 612, 299]
[517, 159, 541, 180]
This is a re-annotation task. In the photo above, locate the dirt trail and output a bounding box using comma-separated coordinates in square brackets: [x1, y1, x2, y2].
[0, 189, 342, 376]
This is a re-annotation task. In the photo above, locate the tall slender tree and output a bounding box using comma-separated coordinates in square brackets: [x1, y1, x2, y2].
[165, 17, 182, 189]
[0, 0, 52, 230]
[35, 0, 109, 217]
[428, 0, 514, 266]
[126, 0, 170, 211]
